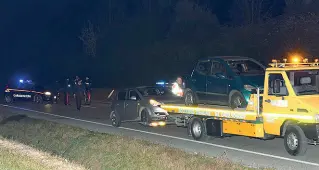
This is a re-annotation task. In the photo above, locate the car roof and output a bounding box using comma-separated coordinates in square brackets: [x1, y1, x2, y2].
[117, 86, 160, 92]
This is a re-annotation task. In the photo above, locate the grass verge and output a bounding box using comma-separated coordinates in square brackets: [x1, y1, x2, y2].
[0, 114, 268, 170]
[0, 138, 85, 170]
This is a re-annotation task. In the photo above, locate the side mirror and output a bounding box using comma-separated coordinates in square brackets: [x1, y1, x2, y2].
[273, 79, 281, 93]
[130, 96, 137, 100]
[215, 72, 226, 79]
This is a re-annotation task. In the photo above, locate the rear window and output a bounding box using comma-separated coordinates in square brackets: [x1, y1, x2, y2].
[137, 87, 170, 96]
[117, 91, 126, 100]
[196, 60, 211, 75]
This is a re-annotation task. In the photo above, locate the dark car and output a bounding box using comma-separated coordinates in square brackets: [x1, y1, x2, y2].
[110, 86, 181, 127]
[4, 79, 54, 104]
[184, 56, 265, 109]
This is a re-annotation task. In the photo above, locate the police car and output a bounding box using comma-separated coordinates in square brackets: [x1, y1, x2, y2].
[4, 79, 54, 104]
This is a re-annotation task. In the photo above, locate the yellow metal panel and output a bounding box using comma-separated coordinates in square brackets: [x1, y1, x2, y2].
[161, 105, 257, 121]
[223, 121, 264, 138]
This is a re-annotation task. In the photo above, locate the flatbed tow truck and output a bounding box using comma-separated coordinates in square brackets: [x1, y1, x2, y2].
[161, 59, 319, 156]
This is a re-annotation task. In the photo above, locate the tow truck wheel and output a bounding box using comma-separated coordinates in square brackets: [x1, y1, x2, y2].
[110, 111, 121, 127]
[184, 90, 197, 106]
[189, 117, 207, 140]
[284, 125, 307, 156]
[230, 92, 247, 109]
[4, 95, 13, 103]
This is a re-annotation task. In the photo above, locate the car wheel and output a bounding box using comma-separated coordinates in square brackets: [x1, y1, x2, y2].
[184, 90, 197, 106]
[110, 111, 121, 127]
[284, 125, 307, 156]
[4, 95, 13, 103]
[141, 110, 149, 125]
[35, 95, 43, 104]
[189, 117, 207, 141]
[230, 92, 247, 109]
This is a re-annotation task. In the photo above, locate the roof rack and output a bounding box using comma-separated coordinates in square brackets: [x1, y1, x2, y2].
[269, 58, 319, 68]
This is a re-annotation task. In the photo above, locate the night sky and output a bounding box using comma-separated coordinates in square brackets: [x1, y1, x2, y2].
[1, 0, 288, 88]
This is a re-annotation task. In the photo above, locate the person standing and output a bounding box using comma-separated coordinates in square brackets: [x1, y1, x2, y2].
[74, 79, 85, 110]
[171, 76, 185, 97]
[64, 78, 72, 105]
[74, 76, 80, 85]
[84, 77, 92, 105]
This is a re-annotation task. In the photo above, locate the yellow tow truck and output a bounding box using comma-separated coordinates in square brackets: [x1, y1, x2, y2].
[162, 58, 319, 156]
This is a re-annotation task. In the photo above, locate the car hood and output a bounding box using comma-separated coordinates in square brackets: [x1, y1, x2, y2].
[240, 74, 264, 87]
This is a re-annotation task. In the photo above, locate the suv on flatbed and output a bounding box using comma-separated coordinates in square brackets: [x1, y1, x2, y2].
[184, 56, 265, 108]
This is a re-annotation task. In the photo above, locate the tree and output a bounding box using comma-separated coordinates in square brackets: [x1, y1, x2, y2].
[79, 20, 100, 58]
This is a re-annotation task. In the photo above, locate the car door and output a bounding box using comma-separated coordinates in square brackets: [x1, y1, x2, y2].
[16, 83, 33, 101]
[206, 60, 229, 104]
[125, 89, 140, 120]
[190, 59, 212, 103]
[114, 90, 127, 119]
[263, 72, 293, 135]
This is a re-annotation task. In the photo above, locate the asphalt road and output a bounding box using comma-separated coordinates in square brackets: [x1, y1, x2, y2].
[1, 100, 319, 170]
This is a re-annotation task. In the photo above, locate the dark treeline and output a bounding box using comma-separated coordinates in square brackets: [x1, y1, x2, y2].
[1, 0, 317, 87]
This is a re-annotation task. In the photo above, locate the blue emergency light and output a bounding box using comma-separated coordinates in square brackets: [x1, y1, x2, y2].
[19, 79, 24, 83]
[156, 81, 165, 85]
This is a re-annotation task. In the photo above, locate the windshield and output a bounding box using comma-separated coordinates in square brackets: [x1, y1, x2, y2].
[227, 59, 265, 75]
[287, 70, 319, 96]
[137, 87, 171, 97]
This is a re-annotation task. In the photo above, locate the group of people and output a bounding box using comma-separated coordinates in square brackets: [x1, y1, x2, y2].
[64, 76, 92, 110]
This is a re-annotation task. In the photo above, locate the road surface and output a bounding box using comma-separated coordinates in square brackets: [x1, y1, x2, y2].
[0, 101, 319, 170]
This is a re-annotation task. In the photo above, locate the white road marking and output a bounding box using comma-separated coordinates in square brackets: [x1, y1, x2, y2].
[81, 105, 97, 109]
[1, 104, 319, 167]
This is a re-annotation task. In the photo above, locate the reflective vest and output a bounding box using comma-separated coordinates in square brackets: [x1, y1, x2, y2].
[172, 82, 183, 97]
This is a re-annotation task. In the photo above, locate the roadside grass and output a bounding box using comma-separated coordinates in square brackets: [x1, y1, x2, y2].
[0, 145, 50, 170]
[0, 114, 271, 170]
[0, 138, 85, 170]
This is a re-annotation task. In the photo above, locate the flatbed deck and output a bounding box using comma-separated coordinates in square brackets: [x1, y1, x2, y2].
[161, 104, 258, 121]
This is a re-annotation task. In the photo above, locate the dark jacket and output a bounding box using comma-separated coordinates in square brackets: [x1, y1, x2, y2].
[64, 79, 73, 93]
[74, 83, 85, 94]
[84, 79, 92, 91]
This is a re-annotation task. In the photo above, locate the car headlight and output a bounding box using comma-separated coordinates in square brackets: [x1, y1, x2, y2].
[44, 92, 51, 96]
[244, 85, 255, 91]
[150, 99, 161, 106]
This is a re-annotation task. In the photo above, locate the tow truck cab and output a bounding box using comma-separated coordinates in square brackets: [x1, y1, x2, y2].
[256, 62, 319, 135]
[162, 59, 319, 156]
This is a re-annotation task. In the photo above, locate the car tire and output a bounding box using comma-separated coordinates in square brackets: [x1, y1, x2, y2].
[189, 117, 207, 141]
[110, 111, 121, 127]
[184, 90, 198, 106]
[141, 110, 150, 125]
[284, 125, 307, 156]
[35, 95, 43, 104]
[4, 95, 13, 104]
[229, 92, 247, 109]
